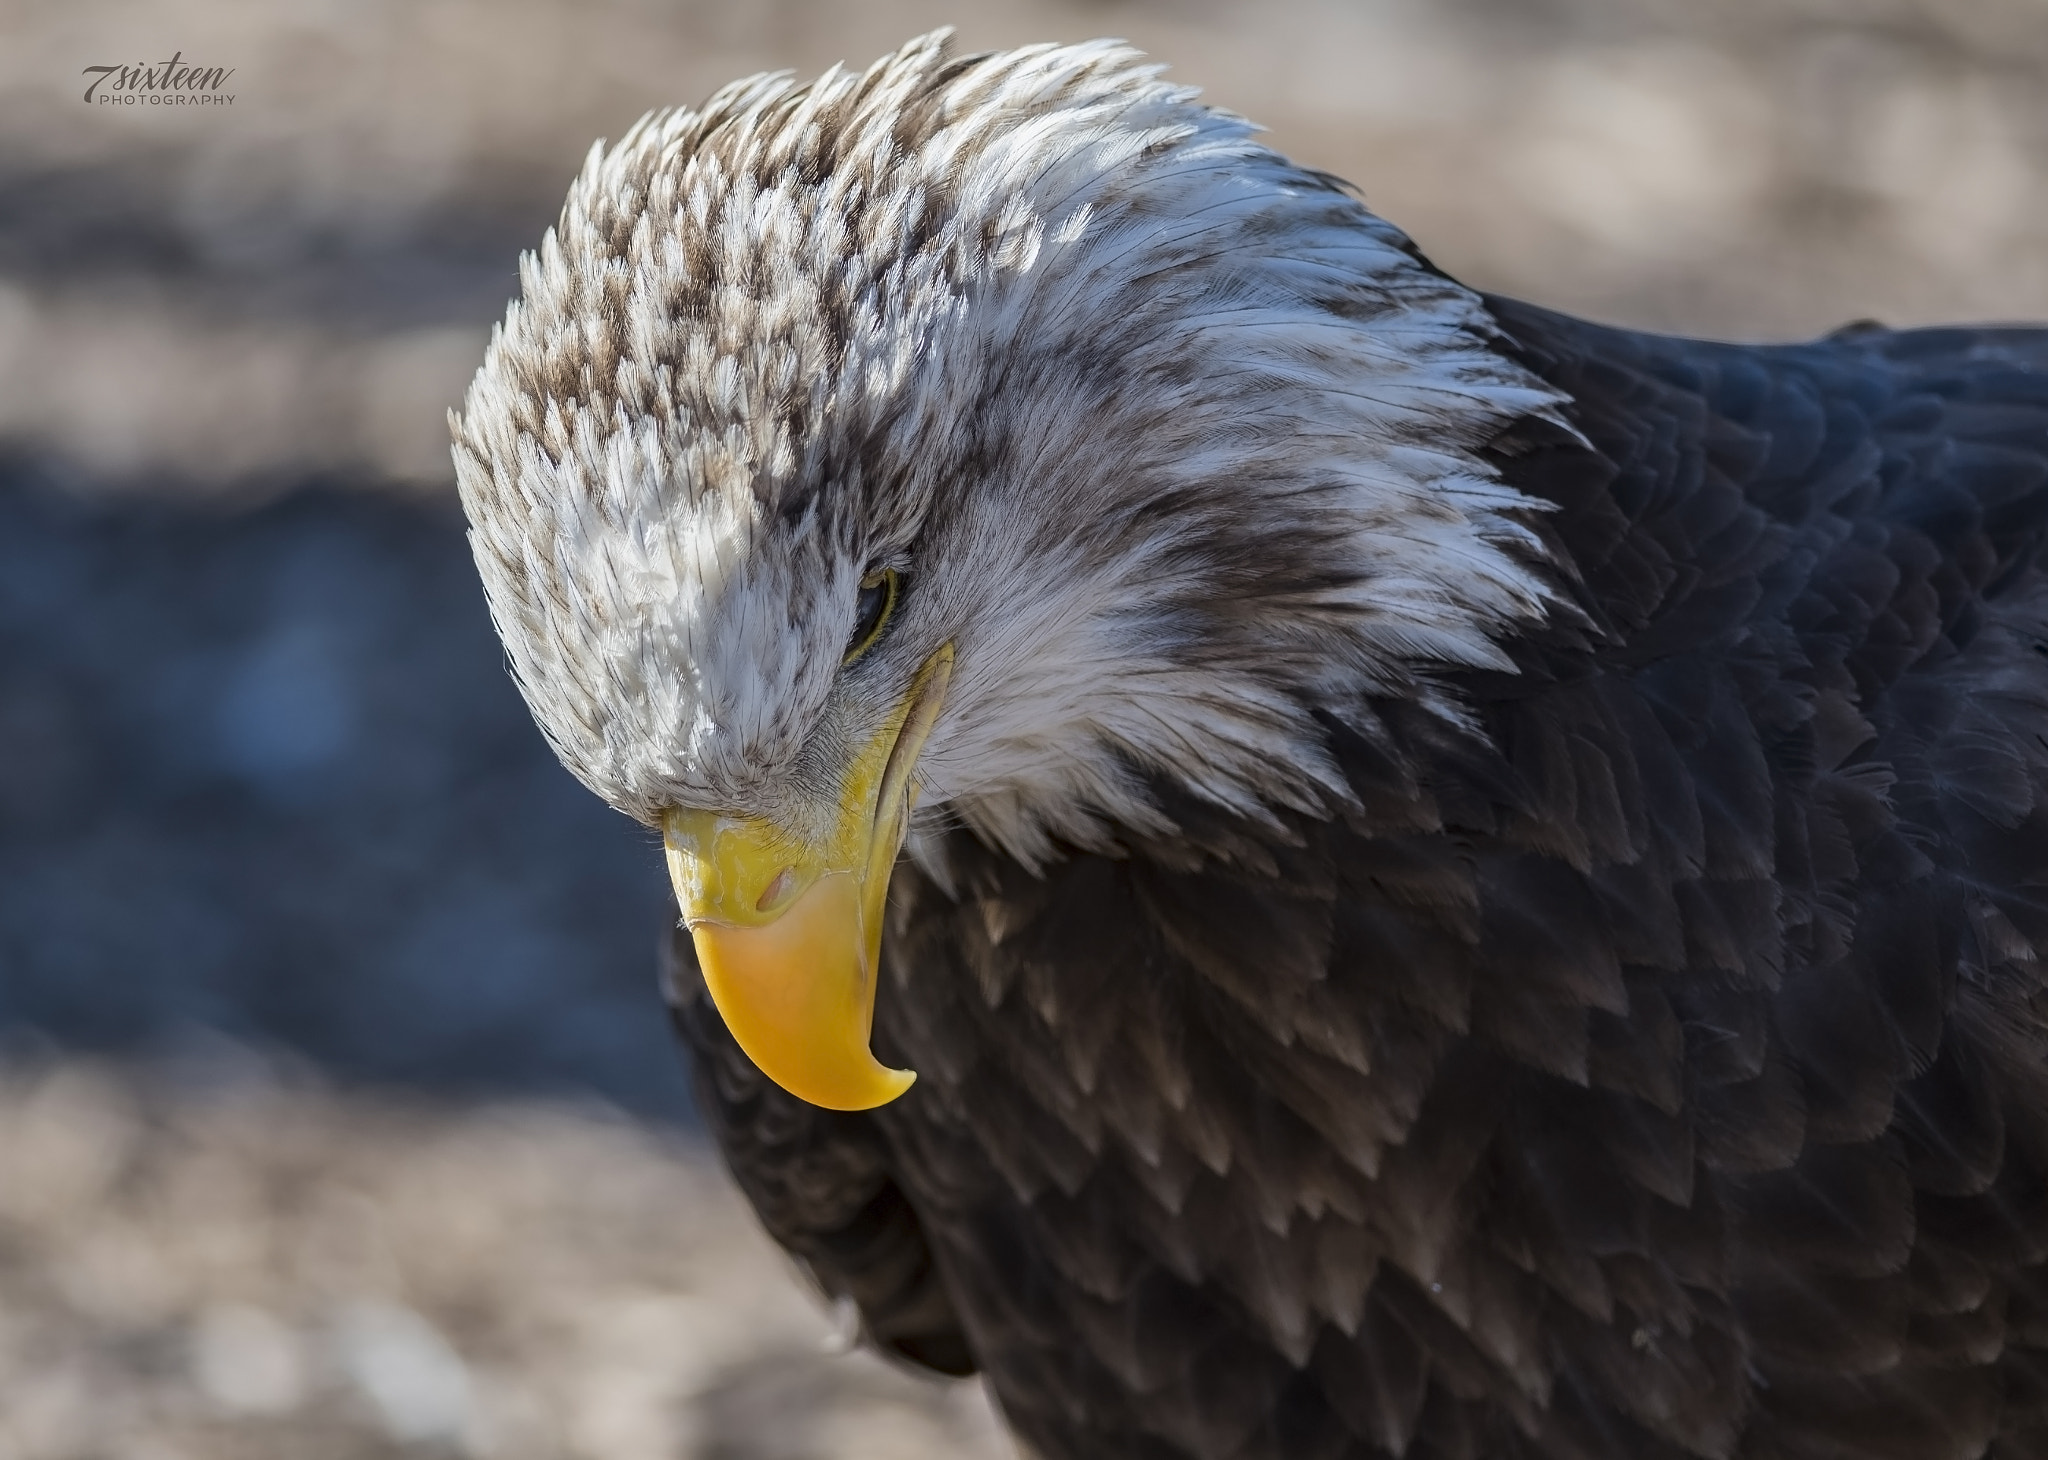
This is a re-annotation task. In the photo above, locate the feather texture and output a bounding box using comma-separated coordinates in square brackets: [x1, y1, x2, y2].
[672, 305, 2048, 1460]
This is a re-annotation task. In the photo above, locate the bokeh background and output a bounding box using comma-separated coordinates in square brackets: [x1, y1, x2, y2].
[3, 0, 2047, 1455]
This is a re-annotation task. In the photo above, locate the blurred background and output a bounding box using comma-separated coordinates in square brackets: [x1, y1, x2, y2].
[3, 0, 2047, 1455]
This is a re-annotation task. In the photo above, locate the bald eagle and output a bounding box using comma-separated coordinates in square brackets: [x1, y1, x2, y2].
[451, 32, 2048, 1460]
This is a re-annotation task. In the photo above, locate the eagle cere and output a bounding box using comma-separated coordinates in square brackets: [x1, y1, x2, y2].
[452, 32, 2048, 1460]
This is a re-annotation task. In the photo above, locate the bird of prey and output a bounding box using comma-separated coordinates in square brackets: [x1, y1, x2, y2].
[451, 32, 2048, 1460]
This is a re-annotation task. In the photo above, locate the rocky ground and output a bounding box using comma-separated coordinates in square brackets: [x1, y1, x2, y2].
[0, 1050, 1013, 1460]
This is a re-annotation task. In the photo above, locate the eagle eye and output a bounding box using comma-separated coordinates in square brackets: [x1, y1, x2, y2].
[843, 567, 899, 665]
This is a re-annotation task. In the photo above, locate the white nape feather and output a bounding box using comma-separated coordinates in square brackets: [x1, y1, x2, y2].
[452, 31, 1575, 868]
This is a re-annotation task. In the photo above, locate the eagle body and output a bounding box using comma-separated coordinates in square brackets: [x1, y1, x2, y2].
[452, 34, 2048, 1460]
[675, 303, 2048, 1460]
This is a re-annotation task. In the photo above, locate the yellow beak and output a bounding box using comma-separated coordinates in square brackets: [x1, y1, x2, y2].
[661, 646, 952, 1111]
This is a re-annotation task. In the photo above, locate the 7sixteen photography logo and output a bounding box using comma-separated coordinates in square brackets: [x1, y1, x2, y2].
[83, 52, 235, 106]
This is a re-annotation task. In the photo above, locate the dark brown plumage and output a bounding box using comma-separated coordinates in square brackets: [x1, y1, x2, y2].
[671, 302, 2048, 1460]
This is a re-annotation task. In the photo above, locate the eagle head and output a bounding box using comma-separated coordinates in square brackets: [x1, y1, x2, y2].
[451, 31, 1567, 1110]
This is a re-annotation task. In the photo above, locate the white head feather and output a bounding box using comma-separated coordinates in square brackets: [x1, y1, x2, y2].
[452, 31, 1573, 868]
